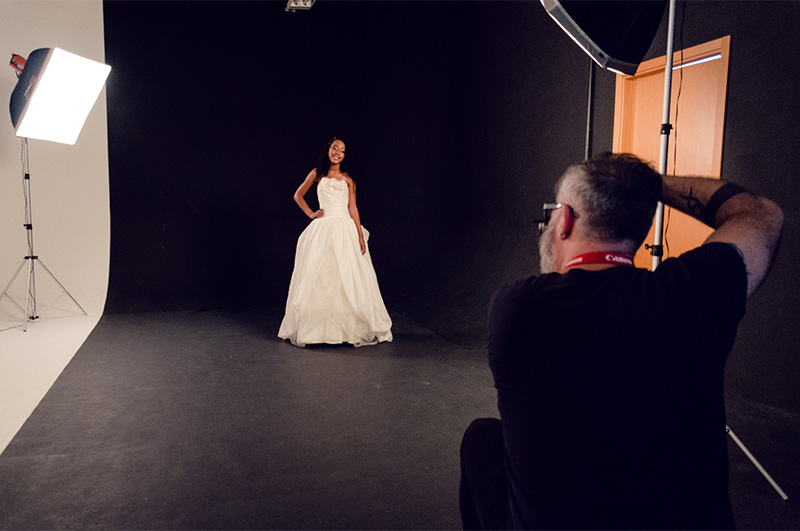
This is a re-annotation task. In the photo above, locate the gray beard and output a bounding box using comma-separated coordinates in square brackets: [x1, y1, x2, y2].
[538, 226, 557, 274]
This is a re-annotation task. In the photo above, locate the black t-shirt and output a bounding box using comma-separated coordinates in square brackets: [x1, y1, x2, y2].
[489, 243, 747, 530]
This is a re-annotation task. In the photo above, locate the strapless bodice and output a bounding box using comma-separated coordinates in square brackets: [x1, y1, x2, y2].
[317, 177, 349, 218]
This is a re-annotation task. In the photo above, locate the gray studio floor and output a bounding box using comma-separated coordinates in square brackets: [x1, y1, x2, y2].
[0, 308, 798, 530]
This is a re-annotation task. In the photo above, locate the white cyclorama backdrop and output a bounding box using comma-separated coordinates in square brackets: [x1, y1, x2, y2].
[0, 0, 109, 455]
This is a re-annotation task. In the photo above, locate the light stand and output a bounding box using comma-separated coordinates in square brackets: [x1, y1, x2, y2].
[0, 138, 86, 332]
[1, 47, 110, 332]
[647, 0, 676, 271]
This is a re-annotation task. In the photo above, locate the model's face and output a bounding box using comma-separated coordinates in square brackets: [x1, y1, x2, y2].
[328, 140, 346, 165]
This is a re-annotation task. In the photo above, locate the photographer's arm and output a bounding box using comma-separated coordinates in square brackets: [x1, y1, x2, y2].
[661, 175, 783, 296]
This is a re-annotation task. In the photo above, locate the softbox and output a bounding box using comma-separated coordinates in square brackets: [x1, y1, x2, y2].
[9, 47, 110, 145]
[541, 0, 667, 75]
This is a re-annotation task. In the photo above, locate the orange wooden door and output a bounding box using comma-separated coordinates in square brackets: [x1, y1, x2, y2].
[613, 36, 731, 268]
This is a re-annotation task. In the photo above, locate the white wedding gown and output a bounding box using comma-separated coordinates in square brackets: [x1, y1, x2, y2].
[278, 177, 393, 347]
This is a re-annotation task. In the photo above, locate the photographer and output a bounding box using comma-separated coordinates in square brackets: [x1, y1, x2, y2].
[460, 152, 783, 529]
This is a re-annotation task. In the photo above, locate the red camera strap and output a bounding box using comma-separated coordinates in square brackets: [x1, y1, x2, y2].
[565, 252, 635, 269]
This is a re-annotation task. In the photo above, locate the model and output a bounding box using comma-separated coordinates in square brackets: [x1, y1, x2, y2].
[278, 137, 393, 347]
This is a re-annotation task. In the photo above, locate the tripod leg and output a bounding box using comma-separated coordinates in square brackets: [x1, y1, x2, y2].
[0, 260, 27, 313]
[727, 425, 789, 501]
[34, 259, 87, 316]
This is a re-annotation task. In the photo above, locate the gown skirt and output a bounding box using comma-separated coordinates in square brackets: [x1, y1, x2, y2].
[278, 177, 393, 347]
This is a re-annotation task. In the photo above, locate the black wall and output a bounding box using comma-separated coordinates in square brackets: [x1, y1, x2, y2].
[104, 1, 800, 416]
[103, 0, 599, 339]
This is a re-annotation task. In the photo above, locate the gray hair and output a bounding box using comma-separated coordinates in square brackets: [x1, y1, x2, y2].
[556, 152, 663, 248]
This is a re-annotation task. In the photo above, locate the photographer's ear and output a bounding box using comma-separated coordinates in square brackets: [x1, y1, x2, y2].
[559, 205, 576, 240]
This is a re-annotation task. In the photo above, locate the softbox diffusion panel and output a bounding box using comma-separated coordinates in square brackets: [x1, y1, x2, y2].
[541, 0, 666, 75]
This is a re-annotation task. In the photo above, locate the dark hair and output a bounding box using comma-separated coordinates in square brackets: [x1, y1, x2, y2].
[559, 152, 663, 247]
[315, 136, 359, 182]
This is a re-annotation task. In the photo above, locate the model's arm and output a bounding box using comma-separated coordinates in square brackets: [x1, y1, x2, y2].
[347, 177, 366, 255]
[661, 175, 783, 296]
[294, 169, 324, 219]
